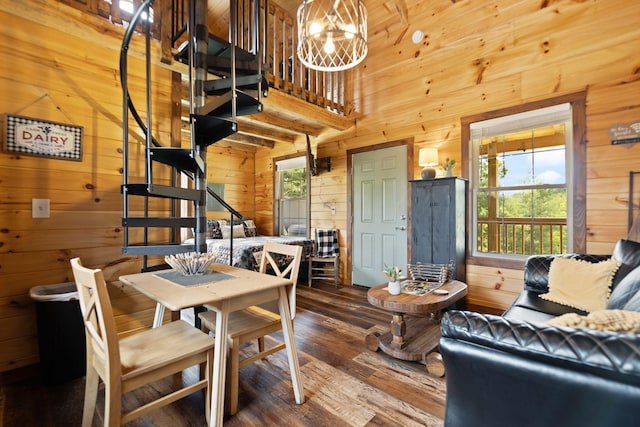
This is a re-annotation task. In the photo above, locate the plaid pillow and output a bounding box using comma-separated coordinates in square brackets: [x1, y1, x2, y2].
[206, 220, 222, 239]
[316, 229, 339, 257]
[206, 219, 228, 239]
[243, 219, 258, 237]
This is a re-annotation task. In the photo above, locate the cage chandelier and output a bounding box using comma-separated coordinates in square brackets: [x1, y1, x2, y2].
[296, 0, 368, 72]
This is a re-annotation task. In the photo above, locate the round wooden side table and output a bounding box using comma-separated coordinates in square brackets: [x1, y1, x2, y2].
[365, 280, 468, 376]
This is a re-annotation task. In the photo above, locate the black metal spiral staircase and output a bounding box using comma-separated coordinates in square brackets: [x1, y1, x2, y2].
[120, 0, 266, 263]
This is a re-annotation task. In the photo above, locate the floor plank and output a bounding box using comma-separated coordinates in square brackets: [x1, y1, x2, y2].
[1, 282, 454, 426]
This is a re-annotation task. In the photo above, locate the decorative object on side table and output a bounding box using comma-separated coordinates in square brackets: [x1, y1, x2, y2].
[165, 252, 215, 276]
[383, 264, 402, 295]
[441, 157, 456, 177]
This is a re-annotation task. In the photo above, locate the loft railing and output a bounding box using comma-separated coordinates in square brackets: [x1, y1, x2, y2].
[477, 217, 567, 255]
[64, 0, 350, 115]
[166, 0, 350, 115]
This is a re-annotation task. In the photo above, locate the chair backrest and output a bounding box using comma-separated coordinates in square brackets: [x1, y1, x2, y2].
[315, 229, 339, 258]
[70, 258, 121, 381]
[259, 242, 303, 319]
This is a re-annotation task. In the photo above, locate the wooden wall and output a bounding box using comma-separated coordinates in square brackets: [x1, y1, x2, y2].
[255, 0, 640, 310]
[0, 0, 256, 373]
[1, 0, 639, 374]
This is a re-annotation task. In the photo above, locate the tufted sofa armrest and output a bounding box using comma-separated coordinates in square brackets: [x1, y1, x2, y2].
[523, 254, 611, 293]
[441, 310, 640, 386]
[440, 310, 640, 427]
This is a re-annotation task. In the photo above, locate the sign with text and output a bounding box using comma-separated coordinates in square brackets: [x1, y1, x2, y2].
[4, 114, 83, 161]
[609, 121, 640, 145]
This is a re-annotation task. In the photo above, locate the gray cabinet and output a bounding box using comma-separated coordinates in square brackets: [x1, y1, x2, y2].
[410, 177, 466, 281]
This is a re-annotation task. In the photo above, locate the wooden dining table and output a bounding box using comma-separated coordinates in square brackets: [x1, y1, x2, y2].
[119, 263, 305, 426]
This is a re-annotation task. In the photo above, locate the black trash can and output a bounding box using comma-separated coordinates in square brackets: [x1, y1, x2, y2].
[29, 282, 86, 384]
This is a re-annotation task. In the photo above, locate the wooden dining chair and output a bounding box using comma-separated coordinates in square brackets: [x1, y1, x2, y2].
[70, 258, 215, 427]
[198, 242, 303, 415]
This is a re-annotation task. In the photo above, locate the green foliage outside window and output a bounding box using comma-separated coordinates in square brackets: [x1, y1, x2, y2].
[282, 168, 307, 199]
[476, 153, 568, 256]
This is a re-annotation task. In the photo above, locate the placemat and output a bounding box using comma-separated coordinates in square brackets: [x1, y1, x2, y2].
[154, 270, 234, 287]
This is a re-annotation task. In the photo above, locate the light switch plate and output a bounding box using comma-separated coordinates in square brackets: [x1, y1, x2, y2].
[32, 198, 50, 218]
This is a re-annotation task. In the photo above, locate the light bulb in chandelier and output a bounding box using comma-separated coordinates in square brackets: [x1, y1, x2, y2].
[323, 34, 335, 54]
[344, 23, 356, 39]
[309, 21, 323, 37]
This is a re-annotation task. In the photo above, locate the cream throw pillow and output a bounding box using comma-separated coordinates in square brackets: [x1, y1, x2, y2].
[547, 309, 640, 333]
[540, 257, 620, 312]
[221, 224, 246, 239]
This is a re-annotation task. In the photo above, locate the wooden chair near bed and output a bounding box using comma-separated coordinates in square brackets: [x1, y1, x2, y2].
[70, 258, 215, 426]
[198, 241, 303, 415]
[308, 228, 340, 287]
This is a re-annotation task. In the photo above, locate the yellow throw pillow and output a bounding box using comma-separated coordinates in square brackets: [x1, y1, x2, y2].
[540, 257, 620, 312]
[548, 310, 640, 333]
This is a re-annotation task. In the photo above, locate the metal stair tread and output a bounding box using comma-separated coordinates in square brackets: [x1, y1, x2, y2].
[175, 34, 258, 77]
[191, 114, 237, 147]
[123, 183, 205, 202]
[122, 217, 197, 228]
[200, 89, 262, 118]
[122, 243, 196, 256]
[204, 74, 267, 97]
[149, 147, 204, 173]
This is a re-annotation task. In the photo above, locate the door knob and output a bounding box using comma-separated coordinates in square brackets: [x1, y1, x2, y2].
[395, 226, 406, 231]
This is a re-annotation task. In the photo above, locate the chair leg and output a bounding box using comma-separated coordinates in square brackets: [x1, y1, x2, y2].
[199, 324, 211, 382]
[334, 259, 339, 287]
[258, 336, 265, 353]
[204, 349, 213, 425]
[82, 365, 99, 427]
[228, 337, 241, 415]
[308, 258, 312, 287]
[104, 380, 122, 427]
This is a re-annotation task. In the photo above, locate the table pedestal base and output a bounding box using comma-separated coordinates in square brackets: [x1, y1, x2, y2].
[365, 315, 445, 376]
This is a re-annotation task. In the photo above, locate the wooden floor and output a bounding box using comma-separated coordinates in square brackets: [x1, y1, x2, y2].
[0, 282, 471, 427]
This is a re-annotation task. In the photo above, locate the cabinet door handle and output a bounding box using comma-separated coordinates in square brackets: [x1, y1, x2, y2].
[395, 226, 406, 231]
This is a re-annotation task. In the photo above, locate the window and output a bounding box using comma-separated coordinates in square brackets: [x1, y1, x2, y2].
[469, 103, 572, 258]
[118, 0, 155, 23]
[275, 157, 308, 236]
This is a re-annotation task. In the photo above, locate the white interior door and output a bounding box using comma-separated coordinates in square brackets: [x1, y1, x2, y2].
[352, 145, 408, 286]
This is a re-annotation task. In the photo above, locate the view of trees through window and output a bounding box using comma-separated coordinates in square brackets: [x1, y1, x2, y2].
[276, 158, 308, 236]
[281, 168, 307, 199]
[472, 104, 571, 257]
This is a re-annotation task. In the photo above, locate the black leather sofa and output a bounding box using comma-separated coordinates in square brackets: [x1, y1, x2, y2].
[439, 240, 640, 427]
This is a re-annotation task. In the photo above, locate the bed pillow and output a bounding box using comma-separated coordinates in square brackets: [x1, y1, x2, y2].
[539, 257, 620, 312]
[243, 219, 258, 237]
[206, 220, 223, 239]
[222, 224, 246, 239]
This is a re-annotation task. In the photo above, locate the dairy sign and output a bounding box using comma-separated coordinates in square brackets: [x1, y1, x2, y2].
[4, 114, 83, 161]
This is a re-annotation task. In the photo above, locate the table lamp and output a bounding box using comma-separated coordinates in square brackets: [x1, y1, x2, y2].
[419, 148, 439, 179]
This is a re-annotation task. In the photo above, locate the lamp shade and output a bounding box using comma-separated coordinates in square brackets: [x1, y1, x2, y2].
[297, 0, 368, 72]
[418, 148, 439, 166]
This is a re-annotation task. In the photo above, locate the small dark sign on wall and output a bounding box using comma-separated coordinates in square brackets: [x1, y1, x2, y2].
[3, 114, 83, 161]
[609, 121, 640, 145]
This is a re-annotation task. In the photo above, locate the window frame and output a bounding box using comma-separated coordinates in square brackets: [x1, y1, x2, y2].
[461, 91, 587, 269]
[273, 154, 310, 237]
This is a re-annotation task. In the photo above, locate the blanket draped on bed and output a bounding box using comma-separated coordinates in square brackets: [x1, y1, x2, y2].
[183, 236, 313, 271]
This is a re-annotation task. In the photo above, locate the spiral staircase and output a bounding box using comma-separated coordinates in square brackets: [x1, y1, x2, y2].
[120, 0, 265, 265]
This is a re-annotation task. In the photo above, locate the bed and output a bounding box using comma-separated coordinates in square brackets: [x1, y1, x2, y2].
[183, 220, 313, 271]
